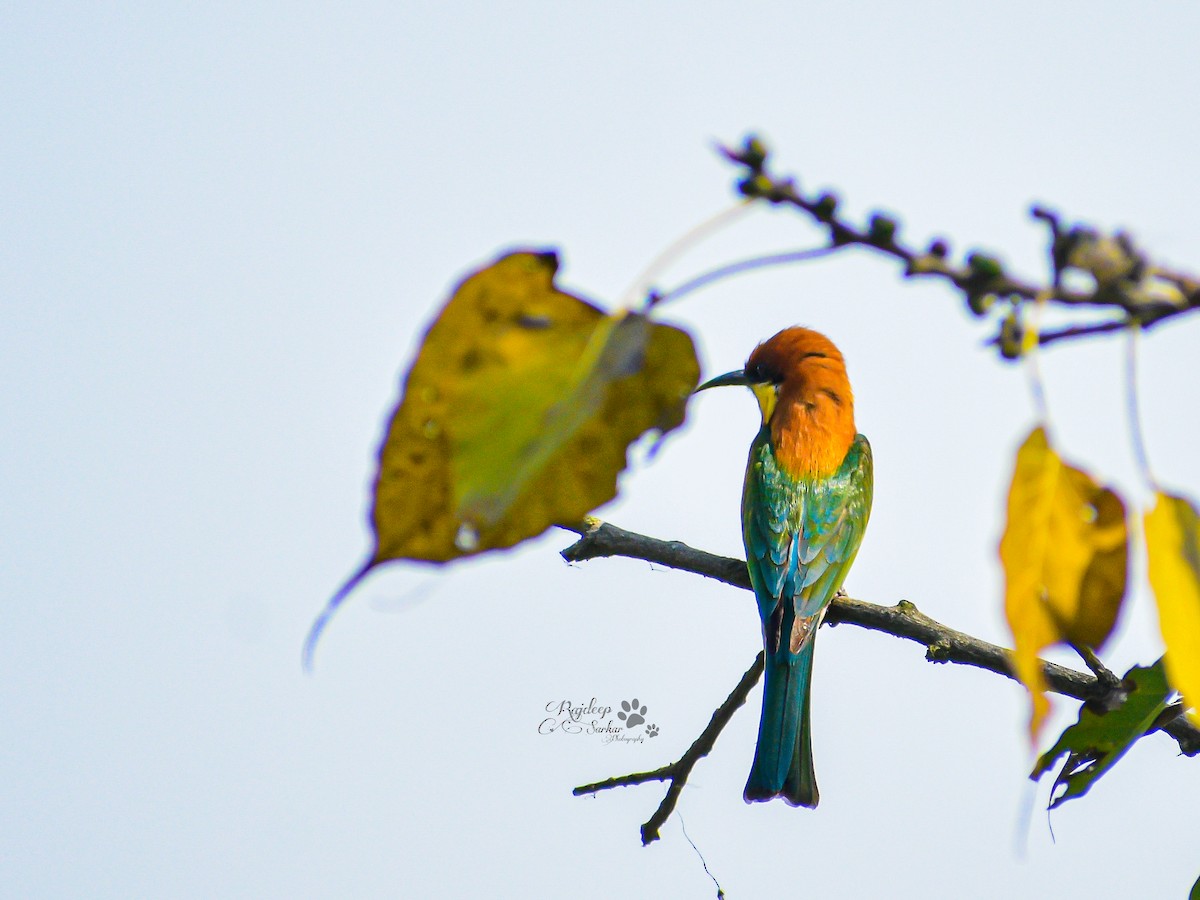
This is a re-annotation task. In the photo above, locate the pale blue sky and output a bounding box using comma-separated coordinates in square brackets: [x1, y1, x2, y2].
[4, 3, 1200, 897]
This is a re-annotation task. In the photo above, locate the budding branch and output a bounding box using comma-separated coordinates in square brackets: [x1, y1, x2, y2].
[717, 137, 1200, 355]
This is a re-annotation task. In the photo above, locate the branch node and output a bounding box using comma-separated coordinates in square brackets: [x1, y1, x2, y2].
[926, 639, 953, 663]
[1071, 642, 1121, 692]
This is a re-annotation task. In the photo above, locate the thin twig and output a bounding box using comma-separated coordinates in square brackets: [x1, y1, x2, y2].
[678, 814, 726, 899]
[1036, 319, 1128, 346]
[574, 652, 765, 845]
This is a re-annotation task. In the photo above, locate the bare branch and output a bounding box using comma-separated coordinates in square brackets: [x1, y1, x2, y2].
[561, 519, 1200, 748]
[574, 652, 764, 845]
[561, 519, 1200, 841]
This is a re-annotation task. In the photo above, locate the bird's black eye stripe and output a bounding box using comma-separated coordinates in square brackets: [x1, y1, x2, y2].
[746, 352, 827, 384]
[746, 362, 784, 384]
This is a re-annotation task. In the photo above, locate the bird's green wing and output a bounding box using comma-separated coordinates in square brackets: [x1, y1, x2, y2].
[743, 433, 873, 631]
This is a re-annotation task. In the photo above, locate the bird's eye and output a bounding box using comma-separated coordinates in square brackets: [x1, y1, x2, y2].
[746, 363, 782, 384]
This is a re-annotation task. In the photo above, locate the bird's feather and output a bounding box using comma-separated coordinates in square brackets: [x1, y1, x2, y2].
[742, 430, 872, 805]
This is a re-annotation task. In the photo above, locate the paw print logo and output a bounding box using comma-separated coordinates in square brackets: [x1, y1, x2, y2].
[618, 698, 647, 729]
[646, 724, 659, 738]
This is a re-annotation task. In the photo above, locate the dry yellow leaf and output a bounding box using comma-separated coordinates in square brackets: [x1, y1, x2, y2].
[371, 249, 698, 563]
[304, 250, 699, 668]
[1144, 492, 1200, 725]
[999, 427, 1128, 741]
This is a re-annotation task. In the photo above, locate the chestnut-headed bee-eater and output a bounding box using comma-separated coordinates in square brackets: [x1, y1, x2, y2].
[698, 327, 872, 807]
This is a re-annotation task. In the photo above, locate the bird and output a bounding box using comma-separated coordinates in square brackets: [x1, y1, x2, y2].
[697, 327, 873, 807]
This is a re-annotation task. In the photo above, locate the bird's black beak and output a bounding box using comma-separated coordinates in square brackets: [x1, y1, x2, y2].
[695, 369, 751, 392]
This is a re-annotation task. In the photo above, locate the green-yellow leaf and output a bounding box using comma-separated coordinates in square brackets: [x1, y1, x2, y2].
[1030, 660, 1169, 809]
[303, 250, 699, 668]
[372, 250, 699, 561]
[1144, 492, 1200, 725]
[999, 427, 1129, 741]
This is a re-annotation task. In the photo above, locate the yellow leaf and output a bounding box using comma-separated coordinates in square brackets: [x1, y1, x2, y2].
[371, 249, 699, 563]
[304, 250, 699, 668]
[1144, 492, 1200, 725]
[999, 427, 1129, 741]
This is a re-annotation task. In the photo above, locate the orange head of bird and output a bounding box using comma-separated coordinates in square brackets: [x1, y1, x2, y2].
[697, 327, 858, 477]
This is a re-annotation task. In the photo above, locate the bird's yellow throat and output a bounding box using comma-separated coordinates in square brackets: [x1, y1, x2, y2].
[751, 382, 777, 425]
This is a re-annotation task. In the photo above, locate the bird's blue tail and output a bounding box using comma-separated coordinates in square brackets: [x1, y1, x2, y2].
[744, 640, 818, 807]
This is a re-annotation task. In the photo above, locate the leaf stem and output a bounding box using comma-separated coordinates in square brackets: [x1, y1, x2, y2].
[651, 245, 843, 308]
[1023, 293, 1051, 428]
[618, 201, 753, 311]
[1125, 323, 1159, 493]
